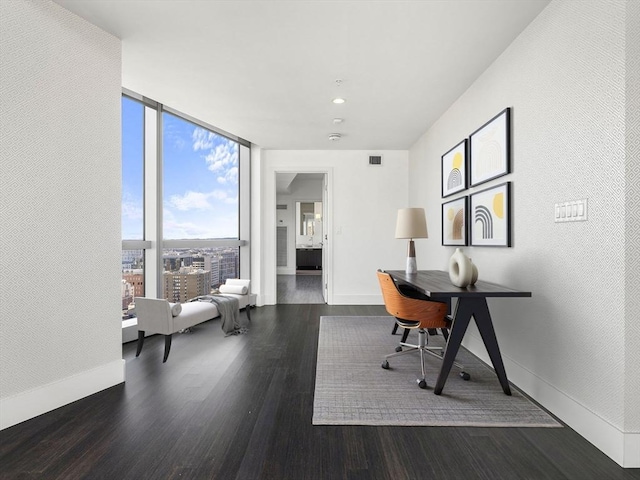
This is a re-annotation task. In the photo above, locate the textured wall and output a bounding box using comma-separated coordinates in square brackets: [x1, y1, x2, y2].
[409, 0, 629, 432]
[0, 1, 122, 397]
[625, 0, 640, 434]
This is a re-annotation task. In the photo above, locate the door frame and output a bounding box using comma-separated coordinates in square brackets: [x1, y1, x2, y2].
[267, 166, 333, 305]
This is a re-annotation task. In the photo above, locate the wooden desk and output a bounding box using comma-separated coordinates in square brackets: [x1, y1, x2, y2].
[386, 270, 531, 395]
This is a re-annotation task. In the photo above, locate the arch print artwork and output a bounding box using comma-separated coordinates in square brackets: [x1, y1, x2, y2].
[470, 182, 511, 247]
[441, 196, 468, 246]
[469, 108, 511, 187]
[441, 139, 467, 197]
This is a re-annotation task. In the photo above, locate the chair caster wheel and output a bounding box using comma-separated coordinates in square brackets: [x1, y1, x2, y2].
[418, 379, 427, 389]
[460, 372, 471, 381]
[395, 346, 402, 352]
[381, 360, 389, 369]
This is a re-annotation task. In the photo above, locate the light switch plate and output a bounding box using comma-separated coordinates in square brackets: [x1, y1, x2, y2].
[555, 198, 588, 222]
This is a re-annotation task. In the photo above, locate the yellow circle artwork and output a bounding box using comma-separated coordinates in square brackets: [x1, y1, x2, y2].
[447, 208, 455, 221]
[452, 152, 463, 169]
[493, 193, 504, 219]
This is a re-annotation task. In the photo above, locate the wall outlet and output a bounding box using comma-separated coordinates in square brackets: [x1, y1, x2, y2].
[555, 198, 588, 222]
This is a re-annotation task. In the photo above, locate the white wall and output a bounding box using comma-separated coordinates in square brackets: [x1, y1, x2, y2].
[0, 0, 124, 429]
[258, 150, 409, 305]
[407, 0, 638, 467]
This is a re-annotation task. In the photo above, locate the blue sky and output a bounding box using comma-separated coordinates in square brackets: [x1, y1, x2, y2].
[122, 97, 239, 240]
[121, 97, 144, 240]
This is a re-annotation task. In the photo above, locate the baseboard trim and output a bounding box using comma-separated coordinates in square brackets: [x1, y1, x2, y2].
[259, 293, 274, 306]
[0, 359, 125, 430]
[463, 333, 639, 468]
[331, 294, 383, 305]
[277, 268, 296, 275]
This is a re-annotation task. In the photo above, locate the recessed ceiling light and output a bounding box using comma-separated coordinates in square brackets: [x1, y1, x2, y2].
[333, 118, 343, 124]
[328, 133, 341, 141]
[332, 98, 346, 104]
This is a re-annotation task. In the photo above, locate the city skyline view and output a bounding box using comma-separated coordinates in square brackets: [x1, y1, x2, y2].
[121, 246, 240, 319]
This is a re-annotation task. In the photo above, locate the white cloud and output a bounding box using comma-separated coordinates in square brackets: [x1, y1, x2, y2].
[217, 166, 238, 185]
[167, 189, 238, 211]
[122, 192, 143, 220]
[122, 202, 143, 220]
[164, 121, 187, 150]
[192, 129, 239, 186]
[210, 190, 227, 200]
[192, 128, 216, 151]
[168, 190, 212, 211]
[205, 142, 238, 173]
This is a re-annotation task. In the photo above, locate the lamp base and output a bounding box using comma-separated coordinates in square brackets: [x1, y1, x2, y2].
[406, 256, 417, 274]
[406, 239, 417, 274]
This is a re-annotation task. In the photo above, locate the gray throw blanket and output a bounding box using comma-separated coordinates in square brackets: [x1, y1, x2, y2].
[190, 295, 249, 336]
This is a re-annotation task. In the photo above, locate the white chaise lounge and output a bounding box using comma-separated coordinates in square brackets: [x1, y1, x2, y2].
[134, 279, 252, 362]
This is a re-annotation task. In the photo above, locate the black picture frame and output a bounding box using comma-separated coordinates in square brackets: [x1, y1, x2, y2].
[469, 108, 511, 187]
[441, 196, 468, 246]
[441, 139, 467, 198]
[470, 182, 511, 247]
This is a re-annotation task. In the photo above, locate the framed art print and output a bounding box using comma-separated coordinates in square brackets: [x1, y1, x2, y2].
[442, 196, 468, 246]
[470, 182, 511, 247]
[469, 107, 511, 187]
[441, 139, 467, 197]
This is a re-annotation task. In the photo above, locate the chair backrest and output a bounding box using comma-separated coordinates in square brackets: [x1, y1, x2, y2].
[376, 270, 449, 328]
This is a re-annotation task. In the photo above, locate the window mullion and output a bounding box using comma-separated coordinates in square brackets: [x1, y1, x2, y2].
[143, 104, 160, 298]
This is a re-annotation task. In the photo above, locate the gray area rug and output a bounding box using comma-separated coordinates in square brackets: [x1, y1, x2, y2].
[313, 316, 561, 427]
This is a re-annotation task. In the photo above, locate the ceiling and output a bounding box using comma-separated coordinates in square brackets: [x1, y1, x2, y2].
[54, 0, 550, 150]
[276, 172, 325, 195]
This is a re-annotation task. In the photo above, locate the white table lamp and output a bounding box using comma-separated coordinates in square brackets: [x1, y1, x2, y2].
[395, 208, 428, 274]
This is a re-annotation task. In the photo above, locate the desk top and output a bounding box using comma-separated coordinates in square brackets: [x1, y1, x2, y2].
[386, 270, 532, 299]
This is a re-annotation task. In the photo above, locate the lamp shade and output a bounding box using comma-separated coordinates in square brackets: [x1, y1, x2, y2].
[395, 208, 428, 239]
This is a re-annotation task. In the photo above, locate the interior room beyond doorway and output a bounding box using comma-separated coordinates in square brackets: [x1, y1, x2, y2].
[276, 172, 326, 304]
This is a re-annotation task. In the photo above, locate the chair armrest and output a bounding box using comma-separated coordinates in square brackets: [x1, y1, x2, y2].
[225, 278, 250, 291]
[134, 297, 173, 335]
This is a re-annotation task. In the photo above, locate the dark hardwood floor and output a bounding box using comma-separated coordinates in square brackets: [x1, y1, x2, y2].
[277, 274, 324, 304]
[1, 305, 638, 480]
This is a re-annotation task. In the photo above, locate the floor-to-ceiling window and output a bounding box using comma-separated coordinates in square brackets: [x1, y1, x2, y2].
[162, 111, 241, 301]
[121, 96, 147, 319]
[121, 91, 250, 320]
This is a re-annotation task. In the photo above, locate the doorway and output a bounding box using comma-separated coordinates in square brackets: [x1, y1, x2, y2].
[275, 172, 328, 304]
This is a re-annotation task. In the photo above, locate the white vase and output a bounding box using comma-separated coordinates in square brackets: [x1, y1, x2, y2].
[469, 258, 478, 285]
[449, 248, 473, 287]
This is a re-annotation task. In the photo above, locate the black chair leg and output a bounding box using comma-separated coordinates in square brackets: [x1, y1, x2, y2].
[427, 328, 438, 335]
[392, 323, 399, 335]
[401, 328, 410, 343]
[135, 331, 145, 357]
[163, 334, 172, 363]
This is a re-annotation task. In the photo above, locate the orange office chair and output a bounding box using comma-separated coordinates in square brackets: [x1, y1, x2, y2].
[377, 270, 469, 389]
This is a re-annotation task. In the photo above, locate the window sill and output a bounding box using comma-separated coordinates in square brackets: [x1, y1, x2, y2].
[122, 319, 138, 344]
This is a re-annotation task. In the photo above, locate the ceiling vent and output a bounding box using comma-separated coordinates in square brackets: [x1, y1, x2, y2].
[369, 155, 382, 165]
[276, 204, 288, 210]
